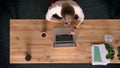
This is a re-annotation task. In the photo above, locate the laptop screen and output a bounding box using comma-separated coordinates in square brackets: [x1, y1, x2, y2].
[56, 34, 73, 42]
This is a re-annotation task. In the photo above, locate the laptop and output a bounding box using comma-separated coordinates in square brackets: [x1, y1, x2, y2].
[53, 28, 76, 47]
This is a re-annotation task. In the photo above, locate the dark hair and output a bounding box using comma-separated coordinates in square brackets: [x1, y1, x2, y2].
[61, 3, 75, 20]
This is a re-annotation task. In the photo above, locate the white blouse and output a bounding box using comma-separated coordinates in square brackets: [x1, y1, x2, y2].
[46, 0, 84, 22]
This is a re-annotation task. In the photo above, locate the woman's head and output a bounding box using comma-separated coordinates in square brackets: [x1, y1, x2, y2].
[61, 3, 75, 23]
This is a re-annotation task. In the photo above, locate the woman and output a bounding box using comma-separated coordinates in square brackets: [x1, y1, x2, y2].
[46, 0, 84, 34]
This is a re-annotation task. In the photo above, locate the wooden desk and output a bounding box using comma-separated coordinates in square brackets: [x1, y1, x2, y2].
[10, 19, 120, 63]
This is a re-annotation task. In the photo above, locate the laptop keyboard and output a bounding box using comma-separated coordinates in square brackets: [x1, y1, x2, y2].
[56, 34, 73, 41]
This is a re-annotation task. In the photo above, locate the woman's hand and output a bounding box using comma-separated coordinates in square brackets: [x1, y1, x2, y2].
[69, 27, 77, 35]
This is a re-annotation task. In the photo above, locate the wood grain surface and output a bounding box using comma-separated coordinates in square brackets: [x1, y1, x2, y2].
[10, 19, 120, 63]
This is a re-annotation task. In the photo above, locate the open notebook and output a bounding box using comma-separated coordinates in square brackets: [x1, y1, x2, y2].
[91, 44, 110, 65]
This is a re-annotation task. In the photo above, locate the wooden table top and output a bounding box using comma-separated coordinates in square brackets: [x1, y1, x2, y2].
[10, 19, 120, 64]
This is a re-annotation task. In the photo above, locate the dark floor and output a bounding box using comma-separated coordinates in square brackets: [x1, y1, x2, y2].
[0, 0, 120, 68]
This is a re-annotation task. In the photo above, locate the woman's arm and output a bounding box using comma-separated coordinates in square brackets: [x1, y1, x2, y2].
[70, 20, 83, 35]
[69, 5, 84, 34]
[76, 21, 82, 29]
[46, 9, 54, 21]
[46, 5, 63, 22]
[75, 6, 85, 23]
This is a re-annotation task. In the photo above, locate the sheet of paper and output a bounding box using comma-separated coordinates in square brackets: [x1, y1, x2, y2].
[91, 44, 110, 65]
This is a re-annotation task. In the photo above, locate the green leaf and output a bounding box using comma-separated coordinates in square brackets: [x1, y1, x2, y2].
[104, 43, 110, 51]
